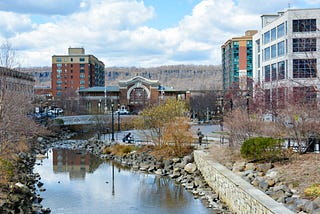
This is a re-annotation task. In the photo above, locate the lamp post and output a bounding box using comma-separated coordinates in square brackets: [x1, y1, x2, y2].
[246, 93, 250, 115]
[117, 103, 121, 133]
[111, 102, 115, 141]
[104, 86, 107, 114]
[218, 96, 224, 131]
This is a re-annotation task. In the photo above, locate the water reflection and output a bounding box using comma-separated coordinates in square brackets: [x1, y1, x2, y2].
[52, 149, 102, 180]
[34, 148, 214, 214]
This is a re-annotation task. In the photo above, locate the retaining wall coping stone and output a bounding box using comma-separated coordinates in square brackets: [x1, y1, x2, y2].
[194, 150, 294, 214]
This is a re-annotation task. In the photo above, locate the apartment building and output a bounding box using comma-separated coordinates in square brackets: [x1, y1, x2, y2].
[52, 48, 105, 97]
[221, 30, 257, 92]
[0, 66, 35, 99]
[253, 8, 320, 107]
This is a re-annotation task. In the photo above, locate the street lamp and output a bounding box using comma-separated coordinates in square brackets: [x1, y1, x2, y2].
[104, 86, 107, 114]
[246, 93, 250, 115]
[218, 96, 224, 131]
[117, 103, 121, 133]
[111, 102, 115, 141]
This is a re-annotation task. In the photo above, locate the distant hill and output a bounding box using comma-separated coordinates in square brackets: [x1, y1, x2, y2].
[20, 65, 223, 90]
[107, 65, 222, 90]
[20, 66, 52, 87]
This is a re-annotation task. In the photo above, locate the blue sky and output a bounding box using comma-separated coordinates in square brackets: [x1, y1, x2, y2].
[0, 0, 319, 68]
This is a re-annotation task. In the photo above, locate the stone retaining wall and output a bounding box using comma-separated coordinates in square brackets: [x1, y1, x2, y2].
[194, 150, 294, 214]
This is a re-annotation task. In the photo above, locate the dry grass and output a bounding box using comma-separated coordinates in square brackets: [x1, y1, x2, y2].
[207, 145, 320, 198]
[274, 153, 320, 197]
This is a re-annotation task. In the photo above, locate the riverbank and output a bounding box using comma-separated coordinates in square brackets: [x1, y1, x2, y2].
[0, 129, 231, 213]
[36, 136, 232, 213]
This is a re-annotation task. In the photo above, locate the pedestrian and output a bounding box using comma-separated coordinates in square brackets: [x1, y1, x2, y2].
[197, 128, 204, 146]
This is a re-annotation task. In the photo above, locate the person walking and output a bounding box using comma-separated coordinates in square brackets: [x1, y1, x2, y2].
[197, 128, 204, 146]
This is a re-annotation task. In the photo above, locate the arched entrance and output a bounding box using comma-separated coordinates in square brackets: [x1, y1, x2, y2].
[127, 84, 150, 113]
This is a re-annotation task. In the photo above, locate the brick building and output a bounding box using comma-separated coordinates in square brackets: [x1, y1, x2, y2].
[51, 48, 105, 97]
[78, 76, 189, 114]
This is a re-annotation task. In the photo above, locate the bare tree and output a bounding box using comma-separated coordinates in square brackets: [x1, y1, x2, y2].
[0, 40, 19, 69]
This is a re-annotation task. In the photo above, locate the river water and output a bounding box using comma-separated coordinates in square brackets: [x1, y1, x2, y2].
[33, 148, 216, 214]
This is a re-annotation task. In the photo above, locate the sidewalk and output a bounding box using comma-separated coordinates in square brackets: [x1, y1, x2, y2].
[191, 124, 229, 147]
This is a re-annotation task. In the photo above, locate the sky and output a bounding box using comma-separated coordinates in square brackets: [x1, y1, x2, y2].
[0, 0, 319, 68]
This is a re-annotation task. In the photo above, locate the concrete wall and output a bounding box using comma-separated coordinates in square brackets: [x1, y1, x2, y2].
[194, 150, 294, 214]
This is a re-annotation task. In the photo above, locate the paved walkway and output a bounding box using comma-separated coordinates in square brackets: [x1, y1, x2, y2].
[100, 124, 229, 147]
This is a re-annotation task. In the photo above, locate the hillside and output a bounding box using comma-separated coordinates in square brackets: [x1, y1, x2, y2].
[20, 65, 223, 90]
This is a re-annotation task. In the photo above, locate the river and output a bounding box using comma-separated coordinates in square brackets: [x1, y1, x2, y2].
[33, 148, 217, 214]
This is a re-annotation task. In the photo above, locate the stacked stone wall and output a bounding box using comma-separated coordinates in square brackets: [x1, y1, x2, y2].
[194, 151, 294, 214]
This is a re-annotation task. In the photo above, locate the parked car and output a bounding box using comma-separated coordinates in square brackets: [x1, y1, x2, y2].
[114, 109, 129, 115]
[48, 108, 64, 115]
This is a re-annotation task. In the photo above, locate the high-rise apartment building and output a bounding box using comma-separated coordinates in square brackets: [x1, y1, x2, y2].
[221, 30, 257, 92]
[52, 48, 105, 97]
[252, 8, 320, 106]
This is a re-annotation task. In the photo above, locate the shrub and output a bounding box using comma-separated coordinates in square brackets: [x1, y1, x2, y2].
[54, 118, 64, 125]
[304, 184, 320, 199]
[0, 158, 14, 184]
[241, 137, 284, 162]
[103, 144, 136, 156]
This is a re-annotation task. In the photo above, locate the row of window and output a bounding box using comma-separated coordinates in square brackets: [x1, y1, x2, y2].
[56, 63, 87, 68]
[263, 23, 285, 45]
[292, 38, 317, 52]
[293, 19, 317, 32]
[262, 19, 317, 45]
[262, 37, 317, 62]
[56, 85, 85, 93]
[56, 79, 86, 85]
[263, 41, 285, 61]
[263, 59, 317, 82]
[264, 61, 286, 82]
[56, 74, 86, 79]
[56, 57, 86, 62]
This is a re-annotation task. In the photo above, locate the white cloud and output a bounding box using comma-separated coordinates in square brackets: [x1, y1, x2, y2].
[0, 0, 317, 67]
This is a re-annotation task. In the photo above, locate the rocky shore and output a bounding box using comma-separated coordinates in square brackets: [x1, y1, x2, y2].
[2, 131, 319, 214]
[230, 161, 320, 214]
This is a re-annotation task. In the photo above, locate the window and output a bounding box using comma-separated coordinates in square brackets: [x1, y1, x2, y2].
[258, 54, 261, 68]
[271, 44, 277, 58]
[80, 64, 85, 68]
[277, 41, 285, 56]
[277, 23, 284, 38]
[264, 47, 270, 61]
[293, 38, 316, 52]
[278, 61, 285, 80]
[256, 39, 260, 53]
[271, 63, 277, 81]
[293, 19, 316, 32]
[57, 80, 62, 84]
[80, 73, 85, 78]
[80, 58, 85, 62]
[263, 31, 270, 44]
[293, 59, 317, 78]
[293, 87, 317, 103]
[70, 58, 73, 62]
[56, 57, 62, 62]
[80, 80, 85, 84]
[57, 63, 62, 68]
[264, 65, 270, 82]
[271, 28, 277, 41]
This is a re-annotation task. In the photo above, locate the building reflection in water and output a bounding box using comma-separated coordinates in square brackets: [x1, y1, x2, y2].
[52, 148, 102, 180]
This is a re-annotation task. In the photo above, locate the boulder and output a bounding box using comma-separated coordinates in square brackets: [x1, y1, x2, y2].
[184, 163, 197, 174]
